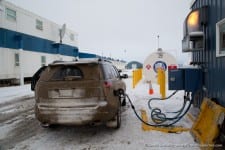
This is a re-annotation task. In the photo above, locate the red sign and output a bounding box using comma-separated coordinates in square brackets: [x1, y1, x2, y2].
[168, 64, 177, 70]
[146, 64, 151, 70]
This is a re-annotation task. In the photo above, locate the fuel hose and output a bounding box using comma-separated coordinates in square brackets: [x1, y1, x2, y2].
[125, 91, 192, 127]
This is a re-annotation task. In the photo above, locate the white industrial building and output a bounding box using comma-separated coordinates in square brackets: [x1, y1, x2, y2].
[0, 0, 79, 84]
[0, 0, 127, 85]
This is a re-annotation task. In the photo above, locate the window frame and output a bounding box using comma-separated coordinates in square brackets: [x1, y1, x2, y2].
[15, 53, 20, 66]
[216, 18, 225, 57]
[6, 7, 16, 21]
[41, 56, 46, 66]
[70, 33, 74, 41]
[36, 19, 43, 31]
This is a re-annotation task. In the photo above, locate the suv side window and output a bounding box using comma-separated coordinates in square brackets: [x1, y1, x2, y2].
[102, 64, 111, 79]
[102, 64, 118, 79]
[51, 66, 83, 80]
[109, 65, 119, 78]
[112, 66, 120, 78]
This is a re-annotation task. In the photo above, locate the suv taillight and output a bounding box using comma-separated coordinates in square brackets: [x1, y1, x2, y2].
[104, 81, 112, 88]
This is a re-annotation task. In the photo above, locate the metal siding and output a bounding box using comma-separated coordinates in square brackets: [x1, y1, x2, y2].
[223, 0, 225, 18]
[78, 52, 99, 58]
[1, 1, 78, 48]
[191, 0, 225, 107]
[0, 28, 79, 57]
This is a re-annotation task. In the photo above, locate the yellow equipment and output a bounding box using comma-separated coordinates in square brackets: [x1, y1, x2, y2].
[191, 98, 225, 150]
[132, 69, 142, 88]
[157, 68, 166, 98]
[141, 109, 190, 133]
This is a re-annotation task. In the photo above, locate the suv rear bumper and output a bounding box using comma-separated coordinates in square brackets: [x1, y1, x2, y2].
[35, 101, 116, 125]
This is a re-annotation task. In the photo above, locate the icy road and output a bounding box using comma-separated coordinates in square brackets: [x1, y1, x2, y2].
[0, 79, 199, 150]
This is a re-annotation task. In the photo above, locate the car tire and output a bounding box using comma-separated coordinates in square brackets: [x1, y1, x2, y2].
[106, 102, 121, 129]
[115, 103, 121, 129]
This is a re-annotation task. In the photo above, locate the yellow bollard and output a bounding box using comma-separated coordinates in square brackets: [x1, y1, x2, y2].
[157, 68, 162, 85]
[157, 68, 166, 98]
[132, 69, 142, 89]
[161, 69, 166, 98]
[132, 70, 135, 88]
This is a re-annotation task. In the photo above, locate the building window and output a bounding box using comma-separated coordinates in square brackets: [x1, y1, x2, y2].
[6, 8, 16, 21]
[41, 56, 46, 66]
[70, 33, 74, 41]
[15, 53, 20, 66]
[221, 29, 225, 51]
[216, 18, 225, 57]
[36, 19, 43, 30]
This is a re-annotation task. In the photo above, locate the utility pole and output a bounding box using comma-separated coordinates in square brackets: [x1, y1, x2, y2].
[157, 35, 160, 49]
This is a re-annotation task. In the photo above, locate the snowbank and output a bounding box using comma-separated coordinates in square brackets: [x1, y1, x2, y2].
[0, 84, 34, 106]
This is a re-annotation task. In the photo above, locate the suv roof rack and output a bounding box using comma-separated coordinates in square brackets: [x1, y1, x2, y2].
[98, 58, 112, 63]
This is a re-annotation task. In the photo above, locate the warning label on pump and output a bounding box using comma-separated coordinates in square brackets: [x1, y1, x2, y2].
[146, 64, 151, 70]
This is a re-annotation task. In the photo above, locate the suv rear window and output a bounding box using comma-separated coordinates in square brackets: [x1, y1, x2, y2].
[51, 66, 83, 80]
[50, 63, 100, 81]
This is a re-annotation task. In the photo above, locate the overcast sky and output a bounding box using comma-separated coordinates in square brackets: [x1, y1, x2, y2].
[7, 0, 192, 63]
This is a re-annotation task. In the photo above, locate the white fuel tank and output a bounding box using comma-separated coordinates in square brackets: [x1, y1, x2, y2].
[143, 48, 177, 83]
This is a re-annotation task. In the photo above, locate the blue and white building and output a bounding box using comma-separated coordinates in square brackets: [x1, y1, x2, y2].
[0, 0, 127, 84]
[0, 0, 79, 84]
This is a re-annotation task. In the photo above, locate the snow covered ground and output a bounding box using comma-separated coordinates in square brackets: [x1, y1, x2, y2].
[0, 79, 199, 150]
[0, 84, 34, 106]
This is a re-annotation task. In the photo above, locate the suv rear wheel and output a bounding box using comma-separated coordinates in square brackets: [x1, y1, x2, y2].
[106, 103, 121, 129]
[115, 103, 121, 129]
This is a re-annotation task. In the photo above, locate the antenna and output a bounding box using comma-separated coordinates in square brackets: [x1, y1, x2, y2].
[157, 35, 160, 49]
[59, 24, 66, 43]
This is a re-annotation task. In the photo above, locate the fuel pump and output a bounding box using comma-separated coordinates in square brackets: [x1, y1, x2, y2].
[123, 65, 202, 127]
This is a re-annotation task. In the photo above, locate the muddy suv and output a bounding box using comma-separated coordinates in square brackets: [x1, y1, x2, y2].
[31, 59, 127, 129]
